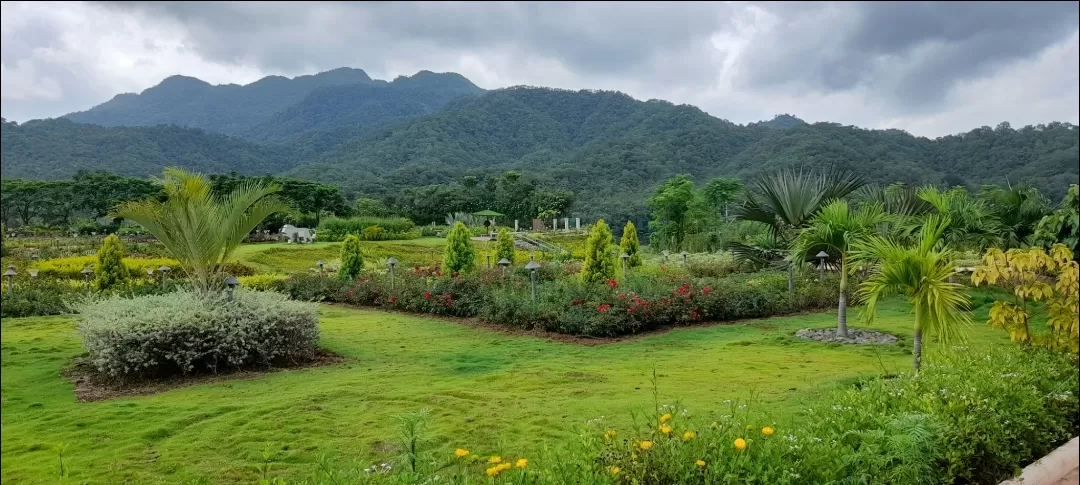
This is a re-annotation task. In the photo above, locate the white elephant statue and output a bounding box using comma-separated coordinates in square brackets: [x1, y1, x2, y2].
[280, 224, 315, 243]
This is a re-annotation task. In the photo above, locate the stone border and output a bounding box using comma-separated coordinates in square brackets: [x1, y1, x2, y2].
[999, 437, 1079, 485]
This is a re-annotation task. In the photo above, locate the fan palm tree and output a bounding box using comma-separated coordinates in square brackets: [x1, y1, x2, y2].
[977, 183, 1052, 248]
[850, 215, 971, 374]
[792, 199, 890, 338]
[113, 168, 290, 292]
[906, 186, 1001, 251]
[732, 168, 866, 293]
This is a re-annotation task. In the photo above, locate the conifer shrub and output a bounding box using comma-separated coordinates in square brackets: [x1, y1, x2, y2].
[580, 219, 616, 284]
[620, 220, 643, 268]
[443, 221, 477, 274]
[496, 227, 516, 264]
[94, 234, 130, 291]
[339, 233, 364, 280]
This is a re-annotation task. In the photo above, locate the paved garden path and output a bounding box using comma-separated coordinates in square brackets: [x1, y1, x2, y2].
[1051, 466, 1079, 485]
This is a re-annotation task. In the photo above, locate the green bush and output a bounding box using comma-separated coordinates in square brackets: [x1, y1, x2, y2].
[94, 234, 130, 291]
[0, 280, 78, 317]
[496, 227, 516, 263]
[339, 234, 364, 280]
[443, 221, 477, 274]
[581, 219, 616, 284]
[76, 289, 319, 379]
[620, 220, 643, 268]
[316, 217, 418, 242]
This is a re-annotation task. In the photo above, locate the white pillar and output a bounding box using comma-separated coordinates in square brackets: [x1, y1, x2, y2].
[564, 218, 570, 231]
[553, 218, 558, 231]
[514, 219, 519, 231]
[576, 218, 580, 230]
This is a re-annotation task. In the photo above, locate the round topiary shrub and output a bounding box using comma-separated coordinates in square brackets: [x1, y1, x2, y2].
[76, 289, 319, 379]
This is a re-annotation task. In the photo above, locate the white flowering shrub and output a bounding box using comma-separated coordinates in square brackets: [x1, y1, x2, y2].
[77, 289, 319, 379]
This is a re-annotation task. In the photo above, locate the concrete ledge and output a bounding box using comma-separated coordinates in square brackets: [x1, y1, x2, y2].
[1000, 437, 1079, 485]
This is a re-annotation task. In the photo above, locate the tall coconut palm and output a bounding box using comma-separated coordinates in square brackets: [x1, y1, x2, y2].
[113, 168, 290, 292]
[732, 168, 866, 293]
[792, 199, 890, 338]
[850, 215, 971, 374]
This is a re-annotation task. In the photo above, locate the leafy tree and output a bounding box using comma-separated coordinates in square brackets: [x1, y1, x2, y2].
[792, 200, 889, 337]
[972, 244, 1079, 354]
[353, 197, 390, 217]
[851, 215, 971, 374]
[619, 220, 643, 268]
[339, 234, 364, 280]
[495, 227, 516, 264]
[733, 168, 866, 293]
[702, 177, 743, 219]
[647, 175, 698, 251]
[114, 168, 290, 292]
[443, 221, 477, 274]
[1033, 184, 1080, 260]
[94, 234, 130, 291]
[581, 220, 616, 284]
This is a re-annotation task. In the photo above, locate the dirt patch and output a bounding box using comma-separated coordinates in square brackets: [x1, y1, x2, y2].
[326, 303, 826, 346]
[64, 349, 348, 402]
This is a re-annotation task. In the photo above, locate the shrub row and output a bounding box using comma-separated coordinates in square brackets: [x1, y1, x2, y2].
[316, 217, 419, 242]
[76, 289, 319, 379]
[0, 279, 168, 318]
[273, 267, 841, 337]
[24, 255, 254, 279]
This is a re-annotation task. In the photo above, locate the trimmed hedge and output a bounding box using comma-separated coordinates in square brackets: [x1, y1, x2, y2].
[76, 289, 319, 379]
[316, 217, 419, 242]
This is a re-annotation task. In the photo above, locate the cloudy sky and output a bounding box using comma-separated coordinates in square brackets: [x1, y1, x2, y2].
[2, 1, 1077, 137]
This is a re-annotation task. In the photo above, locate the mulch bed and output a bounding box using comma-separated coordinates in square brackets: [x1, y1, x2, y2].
[64, 348, 347, 402]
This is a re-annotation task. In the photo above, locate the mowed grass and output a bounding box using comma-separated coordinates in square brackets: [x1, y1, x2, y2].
[1, 297, 1009, 484]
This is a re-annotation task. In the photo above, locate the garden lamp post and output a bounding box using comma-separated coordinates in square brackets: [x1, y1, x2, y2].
[317, 260, 325, 277]
[816, 251, 830, 280]
[81, 266, 93, 287]
[4, 265, 17, 293]
[31, 253, 40, 261]
[158, 265, 170, 288]
[146, 267, 155, 279]
[28, 269, 39, 280]
[387, 257, 398, 291]
[486, 253, 492, 269]
[681, 251, 689, 267]
[497, 258, 511, 278]
[225, 275, 239, 302]
[620, 252, 630, 275]
[662, 250, 670, 264]
[525, 260, 541, 303]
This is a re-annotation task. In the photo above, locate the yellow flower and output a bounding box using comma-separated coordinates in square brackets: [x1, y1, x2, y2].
[762, 426, 775, 436]
[455, 448, 470, 458]
[516, 458, 528, 469]
[683, 430, 696, 441]
[734, 438, 747, 451]
[498, 463, 512, 472]
[660, 413, 673, 423]
[630, 453, 638, 461]
[696, 459, 706, 467]
[604, 429, 617, 440]
[659, 424, 673, 434]
[488, 456, 502, 464]
[485, 466, 501, 477]
[610, 466, 621, 475]
[638, 440, 653, 450]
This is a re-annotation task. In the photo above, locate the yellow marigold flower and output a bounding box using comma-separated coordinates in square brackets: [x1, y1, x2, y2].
[696, 459, 706, 467]
[734, 438, 747, 451]
[485, 466, 500, 477]
[659, 424, 673, 434]
[762, 426, 775, 436]
[611, 466, 621, 475]
[638, 440, 653, 450]
[516, 458, 528, 469]
[660, 413, 673, 423]
[455, 448, 470, 458]
[683, 430, 696, 441]
[498, 463, 512, 471]
[604, 429, 617, 440]
[488, 456, 502, 464]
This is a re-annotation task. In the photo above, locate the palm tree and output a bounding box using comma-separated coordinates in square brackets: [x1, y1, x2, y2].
[732, 168, 866, 293]
[792, 200, 889, 338]
[977, 184, 1051, 248]
[113, 168, 290, 292]
[906, 186, 1001, 251]
[850, 215, 971, 374]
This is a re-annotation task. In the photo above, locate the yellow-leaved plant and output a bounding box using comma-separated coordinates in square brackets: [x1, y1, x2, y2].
[972, 243, 1079, 354]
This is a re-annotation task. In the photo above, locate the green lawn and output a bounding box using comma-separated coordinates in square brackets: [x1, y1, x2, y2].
[1, 298, 1008, 484]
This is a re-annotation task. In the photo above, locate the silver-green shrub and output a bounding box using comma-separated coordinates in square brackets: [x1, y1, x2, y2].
[76, 289, 319, 379]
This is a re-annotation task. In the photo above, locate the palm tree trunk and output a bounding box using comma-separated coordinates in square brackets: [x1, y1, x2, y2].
[913, 328, 923, 375]
[837, 259, 848, 338]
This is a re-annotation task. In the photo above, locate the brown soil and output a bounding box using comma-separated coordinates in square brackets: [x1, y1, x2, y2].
[64, 349, 347, 402]
[325, 303, 823, 346]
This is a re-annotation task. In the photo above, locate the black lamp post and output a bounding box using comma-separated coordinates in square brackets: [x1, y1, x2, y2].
[681, 251, 689, 267]
[81, 266, 93, 287]
[158, 265, 170, 288]
[387, 257, 398, 290]
[225, 275, 239, 302]
[525, 260, 541, 303]
[4, 265, 17, 293]
[497, 258, 511, 278]
[816, 251, 830, 280]
[620, 252, 630, 275]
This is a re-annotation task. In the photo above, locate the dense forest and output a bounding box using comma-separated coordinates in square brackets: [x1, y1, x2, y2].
[3, 68, 1077, 228]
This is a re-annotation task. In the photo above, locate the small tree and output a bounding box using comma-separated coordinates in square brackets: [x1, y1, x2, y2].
[620, 220, 643, 268]
[94, 234, 130, 291]
[496, 227, 515, 263]
[443, 221, 477, 274]
[339, 233, 364, 280]
[972, 244, 1079, 354]
[581, 219, 616, 284]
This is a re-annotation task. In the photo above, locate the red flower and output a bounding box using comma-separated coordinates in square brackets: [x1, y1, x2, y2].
[453, 271, 460, 278]
[606, 279, 618, 289]
[690, 308, 701, 321]
[389, 297, 398, 303]
[424, 291, 432, 299]
[702, 286, 712, 295]
[597, 303, 612, 313]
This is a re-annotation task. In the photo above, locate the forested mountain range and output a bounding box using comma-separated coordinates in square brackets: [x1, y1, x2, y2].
[3, 68, 1077, 226]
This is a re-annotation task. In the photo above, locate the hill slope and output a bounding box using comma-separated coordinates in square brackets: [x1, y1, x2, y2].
[0, 118, 297, 179]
